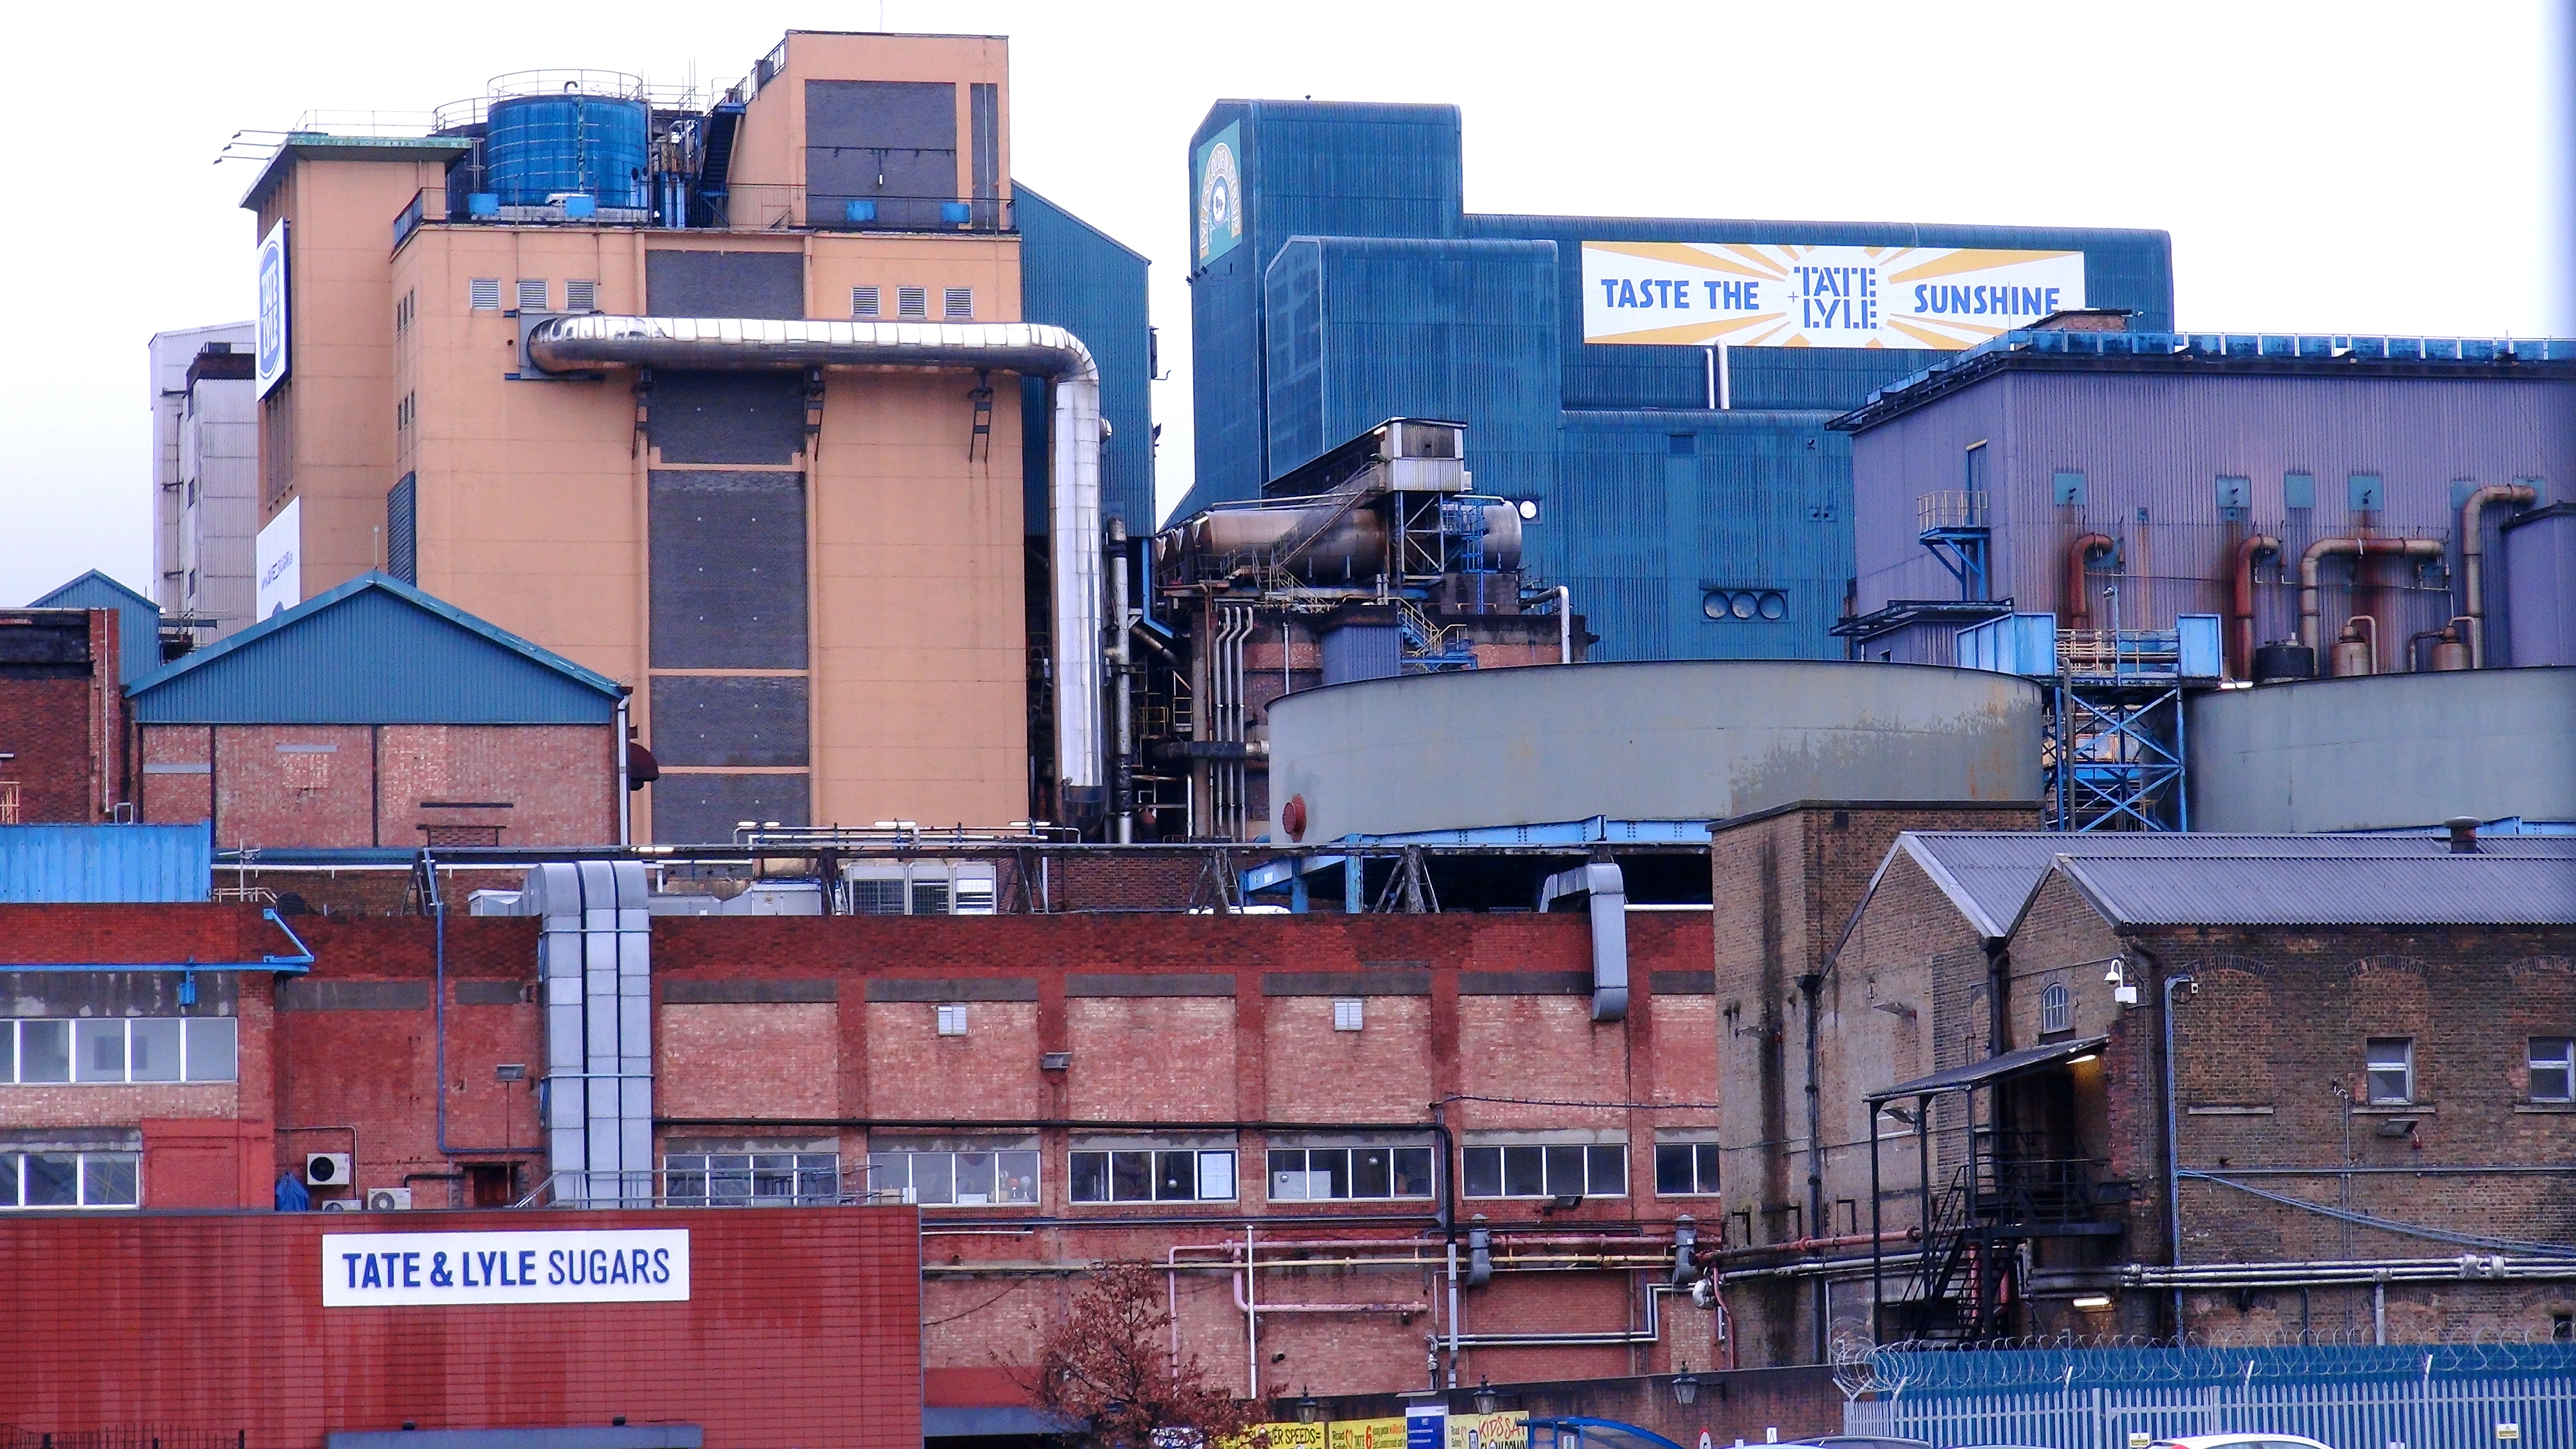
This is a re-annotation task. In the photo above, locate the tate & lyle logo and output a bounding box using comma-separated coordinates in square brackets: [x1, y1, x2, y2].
[1195, 122, 1244, 268]
[322, 1228, 690, 1307]
[1579, 242, 2085, 350]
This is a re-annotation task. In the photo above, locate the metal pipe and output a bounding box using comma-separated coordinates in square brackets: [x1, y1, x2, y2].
[526, 315, 1105, 798]
[1446, 1237, 1462, 1387]
[2230, 534, 2282, 678]
[2066, 534, 2115, 629]
[2127, 1256, 2576, 1286]
[1109, 520, 1133, 844]
[2161, 962, 2196, 1336]
[614, 694, 631, 847]
[2460, 482, 2537, 667]
[1556, 585, 1572, 663]
[1244, 1221, 1258, 1398]
[2297, 537, 2443, 651]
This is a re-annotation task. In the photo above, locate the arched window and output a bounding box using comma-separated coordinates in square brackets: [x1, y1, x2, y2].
[2040, 981, 2072, 1036]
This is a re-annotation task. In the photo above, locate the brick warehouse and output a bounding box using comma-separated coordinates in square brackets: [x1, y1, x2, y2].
[0, 1205, 922, 1448]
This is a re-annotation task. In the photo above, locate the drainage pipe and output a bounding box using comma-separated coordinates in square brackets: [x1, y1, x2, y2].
[2065, 534, 2115, 628]
[2229, 534, 2281, 679]
[2296, 537, 2444, 652]
[1108, 519, 1133, 844]
[1556, 585, 1572, 663]
[2459, 482, 2537, 667]
[525, 316, 1105, 797]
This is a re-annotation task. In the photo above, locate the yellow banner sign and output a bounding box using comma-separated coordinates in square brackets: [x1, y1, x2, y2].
[1330, 1420, 1410, 1449]
[1447, 1412, 1528, 1449]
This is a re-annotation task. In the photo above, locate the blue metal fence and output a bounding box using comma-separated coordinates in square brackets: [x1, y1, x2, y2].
[1844, 1343, 2576, 1449]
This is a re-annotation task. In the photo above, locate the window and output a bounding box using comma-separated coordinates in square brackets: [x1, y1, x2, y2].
[516, 279, 550, 312]
[2039, 981, 2072, 1036]
[2531, 1038, 2574, 1103]
[2365, 1038, 2414, 1104]
[1461, 1141, 1627, 1199]
[1267, 1145, 1434, 1201]
[1653, 1139, 1721, 1197]
[2, 1018, 235, 1084]
[1332, 999, 1365, 1032]
[564, 278, 596, 313]
[852, 285, 881, 319]
[867, 1140, 1038, 1207]
[943, 287, 973, 319]
[2052, 470, 2086, 507]
[469, 278, 502, 311]
[897, 286, 929, 320]
[663, 1145, 839, 1206]
[1069, 1144, 1237, 1204]
[0, 1151, 138, 1209]
[935, 1003, 968, 1037]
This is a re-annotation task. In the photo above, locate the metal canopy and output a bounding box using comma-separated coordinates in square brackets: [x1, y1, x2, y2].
[1866, 1035, 2108, 1103]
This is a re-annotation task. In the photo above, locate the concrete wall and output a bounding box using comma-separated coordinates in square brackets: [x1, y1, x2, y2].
[2186, 667, 2576, 831]
[1266, 660, 2041, 842]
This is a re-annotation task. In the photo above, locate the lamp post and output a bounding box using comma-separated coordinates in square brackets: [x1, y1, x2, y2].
[1473, 1379, 1499, 1415]
[1295, 1394, 1321, 1426]
[1671, 1367, 1700, 1408]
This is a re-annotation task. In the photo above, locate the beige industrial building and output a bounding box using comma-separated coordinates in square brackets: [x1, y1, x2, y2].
[238, 32, 1150, 841]
[150, 322, 259, 639]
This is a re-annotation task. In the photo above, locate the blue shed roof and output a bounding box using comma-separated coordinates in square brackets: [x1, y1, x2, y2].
[0, 822, 211, 902]
[128, 572, 624, 724]
[28, 570, 161, 686]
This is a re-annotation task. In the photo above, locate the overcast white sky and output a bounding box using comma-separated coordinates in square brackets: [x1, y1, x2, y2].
[2, 0, 2567, 606]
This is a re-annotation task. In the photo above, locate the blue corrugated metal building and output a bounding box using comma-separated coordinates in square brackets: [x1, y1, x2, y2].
[128, 571, 622, 724]
[1181, 100, 2174, 661]
[1018, 183, 1157, 534]
[0, 822, 211, 902]
[27, 571, 163, 686]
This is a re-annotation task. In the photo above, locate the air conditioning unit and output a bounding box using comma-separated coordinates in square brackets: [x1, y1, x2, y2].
[365, 1187, 415, 1211]
[318, 1199, 360, 1213]
[305, 1152, 352, 1187]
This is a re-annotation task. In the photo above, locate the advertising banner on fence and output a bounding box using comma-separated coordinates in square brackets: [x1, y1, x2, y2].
[1329, 1418, 1409, 1449]
[1581, 242, 2085, 350]
[1445, 1412, 1527, 1449]
[322, 1228, 690, 1307]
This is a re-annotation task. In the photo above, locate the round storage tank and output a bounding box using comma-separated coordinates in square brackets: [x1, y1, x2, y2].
[1266, 660, 2043, 843]
[2186, 667, 2576, 832]
[487, 91, 649, 208]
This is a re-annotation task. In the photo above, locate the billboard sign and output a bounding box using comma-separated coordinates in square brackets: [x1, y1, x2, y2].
[322, 1228, 690, 1307]
[255, 220, 291, 398]
[255, 498, 300, 619]
[1194, 122, 1244, 270]
[1581, 242, 2085, 350]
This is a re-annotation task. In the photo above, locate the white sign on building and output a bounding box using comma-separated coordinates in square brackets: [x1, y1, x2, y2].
[1580, 242, 2086, 350]
[321, 1228, 690, 1307]
[254, 497, 300, 619]
[255, 220, 291, 399]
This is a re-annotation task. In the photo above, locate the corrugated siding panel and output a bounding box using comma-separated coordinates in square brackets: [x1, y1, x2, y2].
[1014, 184, 1156, 532]
[2063, 852, 2576, 926]
[27, 573, 161, 686]
[0, 823, 211, 903]
[130, 587, 616, 725]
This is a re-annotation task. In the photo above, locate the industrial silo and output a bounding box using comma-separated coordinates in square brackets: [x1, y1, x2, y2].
[487, 84, 650, 209]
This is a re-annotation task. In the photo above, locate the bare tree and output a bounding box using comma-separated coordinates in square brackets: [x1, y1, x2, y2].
[1026, 1261, 1267, 1449]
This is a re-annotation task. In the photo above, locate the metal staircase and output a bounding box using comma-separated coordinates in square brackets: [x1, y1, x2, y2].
[1897, 1151, 2132, 1343]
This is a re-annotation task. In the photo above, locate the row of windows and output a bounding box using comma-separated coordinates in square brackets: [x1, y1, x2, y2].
[852, 285, 971, 321]
[0, 1018, 237, 1085]
[466, 279, 598, 313]
[2363, 1036, 2574, 1105]
[0, 1152, 138, 1209]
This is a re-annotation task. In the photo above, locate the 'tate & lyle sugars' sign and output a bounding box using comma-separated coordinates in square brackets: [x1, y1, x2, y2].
[322, 1229, 690, 1307]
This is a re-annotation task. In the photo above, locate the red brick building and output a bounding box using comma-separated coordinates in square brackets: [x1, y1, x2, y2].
[130, 572, 629, 850]
[0, 607, 126, 825]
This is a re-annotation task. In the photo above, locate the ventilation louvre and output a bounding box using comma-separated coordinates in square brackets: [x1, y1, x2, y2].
[852, 285, 881, 319]
[896, 286, 928, 320]
[516, 279, 549, 311]
[469, 278, 502, 311]
[943, 287, 973, 320]
[564, 278, 597, 313]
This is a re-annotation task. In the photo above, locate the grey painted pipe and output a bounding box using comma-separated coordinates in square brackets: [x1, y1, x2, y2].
[527, 315, 1105, 795]
[2296, 536, 2445, 653]
[2459, 482, 2537, 667]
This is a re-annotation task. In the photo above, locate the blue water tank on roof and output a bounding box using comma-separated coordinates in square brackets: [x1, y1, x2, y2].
[487, 91, 648, 209]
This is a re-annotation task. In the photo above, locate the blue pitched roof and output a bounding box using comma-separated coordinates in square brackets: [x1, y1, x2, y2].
[29, 570, 161, 686]
[127, 572, 624, 724]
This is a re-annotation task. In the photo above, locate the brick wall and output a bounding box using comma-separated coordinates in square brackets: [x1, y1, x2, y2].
[141, 723, 616, 849]
[0, 1205, 921, 1449]
[0, 609, 121, 823]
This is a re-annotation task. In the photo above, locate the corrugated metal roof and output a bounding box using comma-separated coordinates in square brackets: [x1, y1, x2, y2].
[1869, 1035, 2109, 1102]
[1894, 830, 2576, 939]
[2050, 852, 2576, 928]
[0, 823, 210, 902]
[28, 570, 160, 686]
[128, 572, 622, 724]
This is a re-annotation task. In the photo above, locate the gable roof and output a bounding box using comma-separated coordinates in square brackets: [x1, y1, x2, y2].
[1887, 831, 2576, 941]
[127, 572, 622, 725]
[29, 570, 161, 686]
[2042, 852, 2576, 930]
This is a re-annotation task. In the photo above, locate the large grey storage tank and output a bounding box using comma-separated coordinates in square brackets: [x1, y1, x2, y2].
[2505, 504, 2576, 667]
[1266, 660, 2043, 842]
[2186, 668, 2576, 832]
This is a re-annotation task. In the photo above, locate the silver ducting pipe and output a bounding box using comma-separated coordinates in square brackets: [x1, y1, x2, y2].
[526, 315, 1105, 798]
[2459, 482, 2538, 667]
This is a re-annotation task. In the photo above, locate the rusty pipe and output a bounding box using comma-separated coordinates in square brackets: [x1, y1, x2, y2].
[2297, 537, 2444, 651]
[2460, 482, 2538, 667]
[2066, 533, 2115, 628]
[2231, 534, 2282, 679]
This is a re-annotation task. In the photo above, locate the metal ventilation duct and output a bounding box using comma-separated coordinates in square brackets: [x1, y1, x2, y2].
[527, 860, 653, 1206]
[525, 315, 1105, 796]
